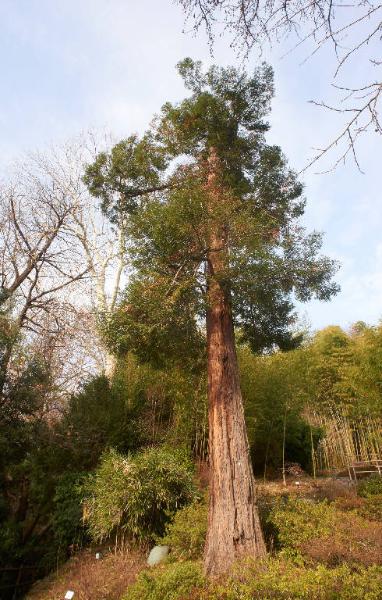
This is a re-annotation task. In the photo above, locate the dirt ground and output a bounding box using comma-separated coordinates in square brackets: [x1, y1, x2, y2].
[256, 473, 356, 499]
[25, 548, 145, 600]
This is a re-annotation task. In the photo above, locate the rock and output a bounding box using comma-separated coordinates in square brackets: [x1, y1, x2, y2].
[147, 545, 170, 567]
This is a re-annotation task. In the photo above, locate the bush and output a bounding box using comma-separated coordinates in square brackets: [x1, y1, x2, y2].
[158, 501, 207, 560]
[335, 492, 382, 523]
[123, 557, 382, 600]
[83, 446, 197, 544]
[60, 374, 145, 471]
[269, 498, 336, 550]
[123, 561, 204, 600]
[334, 495, 364, 512]
[358, 475, 382, 498]
[256, 490, 287, 551]
[358, 494, 382, 522]
[196, 558, 382, 600]
[268, 497, 382, 566]
[316, 478, 357, 503]
[51, 471, 88, 556]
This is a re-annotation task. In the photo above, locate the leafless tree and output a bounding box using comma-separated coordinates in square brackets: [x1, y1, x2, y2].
[0, 166, 87, 391]
[26, 306, 109, 415]
[179, 0, 382, 170]
[31, 136, 127, 376]
[0, 167, 86, 315]
[0, 135, 126, 394]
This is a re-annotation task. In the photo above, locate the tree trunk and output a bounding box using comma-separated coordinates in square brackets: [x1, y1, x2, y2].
[282, 404, 288, 487]
[0, 343, 13, 398]
[204, 149, 266, 575]
[104, 350, 117, 379]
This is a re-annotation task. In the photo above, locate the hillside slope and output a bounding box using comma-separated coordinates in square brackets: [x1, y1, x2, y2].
[26, 549, 145, 600]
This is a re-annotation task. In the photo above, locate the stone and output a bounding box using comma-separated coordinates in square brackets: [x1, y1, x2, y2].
[147, 545, 170, 566]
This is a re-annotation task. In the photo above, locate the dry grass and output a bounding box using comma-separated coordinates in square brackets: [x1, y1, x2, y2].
[257, 474, 359, 503]
[256, 478, 317, 498]
[25, 548, 145, 600]
[258, 475, 382, 567]
[313, 477, 357, 502]
[302, 514, 382, 567]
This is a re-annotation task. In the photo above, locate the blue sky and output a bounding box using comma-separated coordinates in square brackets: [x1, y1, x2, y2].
[1, 0, 381, 331]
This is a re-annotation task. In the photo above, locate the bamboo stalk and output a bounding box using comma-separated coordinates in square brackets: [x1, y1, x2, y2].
[306, 404, 381, 472]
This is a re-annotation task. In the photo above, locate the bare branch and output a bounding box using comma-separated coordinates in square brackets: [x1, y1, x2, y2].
[178, 0, 382, 170]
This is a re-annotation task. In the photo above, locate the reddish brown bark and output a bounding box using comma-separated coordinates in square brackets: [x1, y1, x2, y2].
[203, 149, 266, 575]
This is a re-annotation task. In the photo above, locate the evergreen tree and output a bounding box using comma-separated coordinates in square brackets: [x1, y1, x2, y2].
[84, 59, 338, 574]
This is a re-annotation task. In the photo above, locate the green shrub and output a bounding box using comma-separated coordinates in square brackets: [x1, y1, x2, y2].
[83, 446, 197, 544]
[158, 501, 207, 560]
[358, 494, 382, 522]
[123, 557, 382, 600]
[358, 475, 382, 498]
[256, 490, 283, 550]
[123, 561, 204, 600]
[52, 471, 88, 552]
[268, 497, 382, 566]
[269, 498, 336, 551]
[198, 558, 382, 600]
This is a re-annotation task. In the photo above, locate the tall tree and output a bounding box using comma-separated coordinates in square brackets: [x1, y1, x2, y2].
[84, 59, 338, 574]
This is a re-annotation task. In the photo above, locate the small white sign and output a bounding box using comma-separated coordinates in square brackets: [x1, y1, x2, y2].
[65, 592, 75, 600]
[95, 552, 101, 560]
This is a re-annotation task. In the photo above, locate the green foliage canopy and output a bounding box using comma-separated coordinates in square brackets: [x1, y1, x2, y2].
[84, 59, 339, 359]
